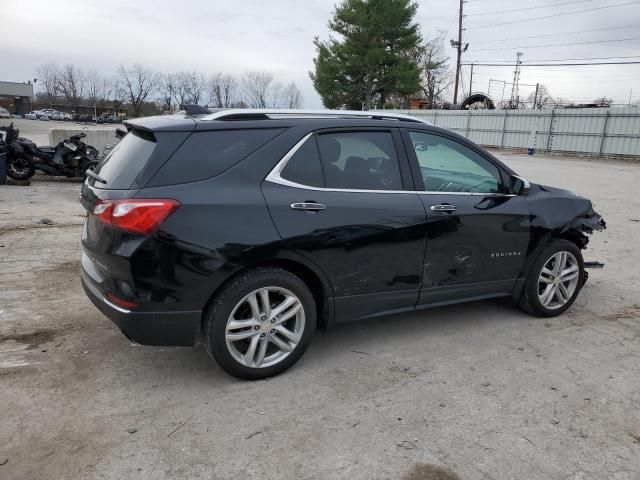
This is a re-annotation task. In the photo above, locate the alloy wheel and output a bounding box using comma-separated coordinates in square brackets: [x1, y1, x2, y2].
[225, 287, 305, 368]
[537, 251, 580, 310]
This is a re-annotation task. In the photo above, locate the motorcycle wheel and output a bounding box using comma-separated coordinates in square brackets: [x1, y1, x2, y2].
[82, 160, 100, 177]
[7, 157, 35, 180]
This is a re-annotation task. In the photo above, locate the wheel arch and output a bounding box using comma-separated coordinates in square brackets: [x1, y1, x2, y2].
[200, 254, 334, 334]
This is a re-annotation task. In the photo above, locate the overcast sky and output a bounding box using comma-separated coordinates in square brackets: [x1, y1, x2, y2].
[2, 0, 639, 107]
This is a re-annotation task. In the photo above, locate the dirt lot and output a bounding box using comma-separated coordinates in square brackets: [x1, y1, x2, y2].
[1, 141, 639, 478]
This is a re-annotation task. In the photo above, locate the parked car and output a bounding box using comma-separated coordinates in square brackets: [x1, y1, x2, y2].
[49, 111, 72, 121]
[97, 114, 122, 124]
[80, 109, 606, 379]
[25, 111, 38, 120]
[0, 107, 10, 119]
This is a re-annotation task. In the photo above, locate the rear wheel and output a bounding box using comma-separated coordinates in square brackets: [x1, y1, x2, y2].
[7, 156, 35, 180]
[204, 267, 316, 379]
[519, 239, 584, 317]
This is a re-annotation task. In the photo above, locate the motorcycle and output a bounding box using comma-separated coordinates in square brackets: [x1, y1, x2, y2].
[0, 123, 100, 180]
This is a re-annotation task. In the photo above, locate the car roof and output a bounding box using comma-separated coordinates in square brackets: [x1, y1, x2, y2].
[126, 109, 432, 133]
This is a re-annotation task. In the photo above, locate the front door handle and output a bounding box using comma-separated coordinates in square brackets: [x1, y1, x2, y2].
[290, 202, 327, 212]
[430, 203, 457, 212]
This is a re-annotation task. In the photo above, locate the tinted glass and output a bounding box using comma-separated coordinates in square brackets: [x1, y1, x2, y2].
[149, 128, 284, 186]
[280, 136, 324, 187]
[316, 131, 402, 190]
[94, 130, 156, 189]
[408, 131, 501, 193]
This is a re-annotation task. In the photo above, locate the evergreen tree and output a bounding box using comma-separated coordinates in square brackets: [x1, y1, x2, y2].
[310, 0, 422, 110]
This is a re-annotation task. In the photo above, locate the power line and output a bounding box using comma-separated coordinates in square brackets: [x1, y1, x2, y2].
[467, 1, 640, 29]
[466, 0, 592, 16]
[471, 36, 640, 51]
[469, 55, 640, 62]
[462, 61, 640, 66]
[471, 23, 640, 44]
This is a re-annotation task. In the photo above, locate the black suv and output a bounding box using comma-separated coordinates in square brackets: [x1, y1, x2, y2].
[80, 109, 605, 379]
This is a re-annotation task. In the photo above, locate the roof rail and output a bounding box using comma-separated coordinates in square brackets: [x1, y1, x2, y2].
[200, 108, 431, 124]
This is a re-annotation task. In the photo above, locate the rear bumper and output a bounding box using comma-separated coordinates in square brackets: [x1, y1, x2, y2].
[81, 265, 201, 346]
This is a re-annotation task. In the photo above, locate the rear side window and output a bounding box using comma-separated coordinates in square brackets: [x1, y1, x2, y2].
[148, 128, 284, 186]
[280, 136, 324, 187]
[94, 130, 156, 189]
[316, 131, 403, 190]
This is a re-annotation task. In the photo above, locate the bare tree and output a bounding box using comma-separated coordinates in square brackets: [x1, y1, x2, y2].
[174, 72, 191, 110]
[58, 64, 86, 106]
[100, 76, 115, 107]
[185, 71, 207, 105]
[158, 73, 178, 112]
[116, 64, 158, 117]
[593, 96, 613, 107]
[419, 36, 452, 109]
[527, 84, 554, 108]
[269, 81, 285, 108]
[86, 70, 101, 105]
[241, 71, 274, 108]
[208, 73, 238, 108]
[35, 63, 60, 107]
[282, 82, 303, 108]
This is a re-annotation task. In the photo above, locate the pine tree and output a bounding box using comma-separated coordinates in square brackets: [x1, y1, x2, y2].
[310, 0, 422, 110]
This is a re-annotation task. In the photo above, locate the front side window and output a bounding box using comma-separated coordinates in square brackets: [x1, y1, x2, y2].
[408, 131, 501, 193]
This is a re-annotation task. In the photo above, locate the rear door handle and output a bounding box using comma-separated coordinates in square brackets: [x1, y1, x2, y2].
[290, 202, 327, 212]
[430, 203, 457, 212]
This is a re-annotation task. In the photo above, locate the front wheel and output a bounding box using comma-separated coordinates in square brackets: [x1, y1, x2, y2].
[519, 239, 585, 317]
[7, 156, 35, 180]
[204, 267, 316, 379]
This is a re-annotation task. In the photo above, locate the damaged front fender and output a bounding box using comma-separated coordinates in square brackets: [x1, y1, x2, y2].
[561, 205, 606, 249]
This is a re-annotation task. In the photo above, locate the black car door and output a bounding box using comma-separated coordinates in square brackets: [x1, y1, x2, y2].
[402, 129, 531, 306]
[261, 128, 428, 322]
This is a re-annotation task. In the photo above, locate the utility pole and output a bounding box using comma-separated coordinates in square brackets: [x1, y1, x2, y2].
[509, 52, 523, 109]
[533, 83, 539, 109]
[469, 63, 474, 96]
[451, 0, 468, 105]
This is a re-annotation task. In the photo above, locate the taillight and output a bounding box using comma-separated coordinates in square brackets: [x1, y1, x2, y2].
[92, 199, 180, 235]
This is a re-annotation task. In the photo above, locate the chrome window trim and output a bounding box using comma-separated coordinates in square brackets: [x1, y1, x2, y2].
[265, 133, 515, 197]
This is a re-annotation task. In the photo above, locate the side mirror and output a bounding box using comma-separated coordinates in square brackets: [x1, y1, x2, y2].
[509, 175, 530, 195]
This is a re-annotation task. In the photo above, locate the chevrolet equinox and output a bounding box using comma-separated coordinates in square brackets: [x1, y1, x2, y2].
[80, 109, 605, 379]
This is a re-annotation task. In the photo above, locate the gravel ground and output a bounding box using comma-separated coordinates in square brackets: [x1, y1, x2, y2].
[0, 145, 639, 479]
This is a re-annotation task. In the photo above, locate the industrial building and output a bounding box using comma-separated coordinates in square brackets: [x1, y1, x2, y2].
[0, 81, 34, 115]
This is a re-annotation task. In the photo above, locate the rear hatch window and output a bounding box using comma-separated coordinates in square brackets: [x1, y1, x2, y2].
[92, 130, 156, 189]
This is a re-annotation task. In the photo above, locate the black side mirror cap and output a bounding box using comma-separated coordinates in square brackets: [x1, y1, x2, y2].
[510, 175, 530, 195]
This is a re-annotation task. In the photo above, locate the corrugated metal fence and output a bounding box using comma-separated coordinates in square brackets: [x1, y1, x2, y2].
[383, 108, 640, 158]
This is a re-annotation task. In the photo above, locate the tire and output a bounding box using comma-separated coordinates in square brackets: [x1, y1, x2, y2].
[7, 156, 35, 180]
[204, 267, 317, 379]
[518, 239, 585, 317]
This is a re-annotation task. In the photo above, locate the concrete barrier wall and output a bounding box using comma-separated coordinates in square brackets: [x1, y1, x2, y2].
[49, 128, 119, 155]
